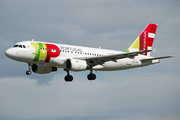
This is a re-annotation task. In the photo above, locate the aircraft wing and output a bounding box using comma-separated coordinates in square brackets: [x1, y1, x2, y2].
[140, 56, 173, 62]
[75, 50, 151, 64]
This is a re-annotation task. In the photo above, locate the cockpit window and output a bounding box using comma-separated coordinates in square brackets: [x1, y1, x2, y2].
[13, 44, 26, 48]
[13, 45, 19, 47]
[19, 45, 22, 48]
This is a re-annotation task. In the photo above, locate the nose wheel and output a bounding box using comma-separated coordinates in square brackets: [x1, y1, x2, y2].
[26, 70, 32, 75]
[26, 63, 32, 75]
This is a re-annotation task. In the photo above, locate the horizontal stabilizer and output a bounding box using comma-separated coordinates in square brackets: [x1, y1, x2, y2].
[141, 56, 173, 62]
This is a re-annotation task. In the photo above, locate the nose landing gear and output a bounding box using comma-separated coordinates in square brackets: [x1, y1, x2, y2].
[26, 70, 32, 75]
[26, 63, 32, 75]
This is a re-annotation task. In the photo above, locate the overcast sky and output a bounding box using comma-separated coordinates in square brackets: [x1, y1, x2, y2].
[0, 0, 180, 120]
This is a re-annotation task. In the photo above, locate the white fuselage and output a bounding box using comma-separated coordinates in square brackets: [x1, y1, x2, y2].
[5, 41, 159, 72]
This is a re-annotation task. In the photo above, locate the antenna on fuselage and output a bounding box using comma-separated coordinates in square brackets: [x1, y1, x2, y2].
[32, 38, 34, 41]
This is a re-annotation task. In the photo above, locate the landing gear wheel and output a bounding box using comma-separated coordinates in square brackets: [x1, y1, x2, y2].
[26, 63, 32, 75]
[87, 74, 96, 80]
[26, 71, 32, 75]
[64, 75, 73, 82]
[64, 69, 73, 82]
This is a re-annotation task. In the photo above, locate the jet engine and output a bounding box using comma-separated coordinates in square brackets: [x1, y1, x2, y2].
[32, 64, 57, 74]
[66, 59, 88, 71]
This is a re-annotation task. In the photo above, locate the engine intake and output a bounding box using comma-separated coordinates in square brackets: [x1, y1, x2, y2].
[32, 64, 57, 74]
[66, 59, 88, 71]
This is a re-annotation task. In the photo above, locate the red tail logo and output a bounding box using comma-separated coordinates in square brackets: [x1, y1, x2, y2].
[139, 23, 157, 55]
[127, 23, 158, 56]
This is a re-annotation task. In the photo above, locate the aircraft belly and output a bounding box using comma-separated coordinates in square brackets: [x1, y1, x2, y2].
[51, 57, 67, 68]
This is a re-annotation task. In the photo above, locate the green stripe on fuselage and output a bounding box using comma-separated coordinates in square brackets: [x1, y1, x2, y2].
[31, 43, 40, 61]
[39, 43, 47, 60]
[31, 43, 47, 61]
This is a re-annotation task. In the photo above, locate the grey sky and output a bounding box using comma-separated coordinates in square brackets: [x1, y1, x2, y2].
[0, 0, 179, 120]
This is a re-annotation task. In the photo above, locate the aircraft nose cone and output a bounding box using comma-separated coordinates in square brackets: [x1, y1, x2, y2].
[5, 48, 14, 58]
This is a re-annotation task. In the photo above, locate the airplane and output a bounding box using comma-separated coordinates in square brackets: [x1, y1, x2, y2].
[5, 23, 172, 82]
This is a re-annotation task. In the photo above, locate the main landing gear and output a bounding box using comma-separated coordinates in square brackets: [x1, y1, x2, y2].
[64, 69, 73, 82]
[87, 70, 96, 80]
[26, 63, 32, 75]
[64, 69, 96, 82]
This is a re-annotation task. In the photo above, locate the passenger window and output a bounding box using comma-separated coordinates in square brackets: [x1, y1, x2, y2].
[23, 45, 26, 48]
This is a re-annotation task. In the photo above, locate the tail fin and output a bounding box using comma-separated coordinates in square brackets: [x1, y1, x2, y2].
[125, 23, 157, 56]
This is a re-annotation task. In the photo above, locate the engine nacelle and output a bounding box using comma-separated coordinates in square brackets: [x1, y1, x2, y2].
[66, 59, 88, 71]
[32, 64, 57, 74]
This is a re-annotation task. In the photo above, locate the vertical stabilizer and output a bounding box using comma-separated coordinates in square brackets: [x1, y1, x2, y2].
[125, 23, 157, 56]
